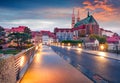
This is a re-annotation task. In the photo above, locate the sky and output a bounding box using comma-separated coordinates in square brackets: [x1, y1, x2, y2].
[0, 0, 120, 34]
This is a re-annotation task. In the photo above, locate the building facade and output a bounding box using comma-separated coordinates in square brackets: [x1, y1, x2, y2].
[74, 12, 100, 37]
[40, 31, 56, 45]
[54, 28, 73, 42]
[54, 9, 116, 42]
[54, 10, 100, 41]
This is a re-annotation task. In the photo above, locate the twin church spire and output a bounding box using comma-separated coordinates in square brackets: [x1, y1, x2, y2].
[71, 8, 90, 28]
[71, 8, 80, 28]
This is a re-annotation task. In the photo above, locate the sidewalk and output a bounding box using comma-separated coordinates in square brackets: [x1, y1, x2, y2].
[82, 49, 120, 60]
[20, 45, 92, 83]
[70, 46, 120, 60]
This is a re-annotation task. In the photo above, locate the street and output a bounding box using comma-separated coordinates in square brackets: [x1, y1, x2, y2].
[51, 46, 120, 83]
[20, 45, 92, 83]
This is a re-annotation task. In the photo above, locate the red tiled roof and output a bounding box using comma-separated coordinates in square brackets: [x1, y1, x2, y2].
[107, 36, 119, 43]
[10, 26, 27, 32]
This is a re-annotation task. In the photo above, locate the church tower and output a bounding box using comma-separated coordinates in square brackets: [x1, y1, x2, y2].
[71, 8, 75, 28]
[77, 9, 80, 22]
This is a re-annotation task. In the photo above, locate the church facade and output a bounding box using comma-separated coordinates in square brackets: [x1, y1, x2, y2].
[73, 11, 99, 37]
[54, 9, 113, 42]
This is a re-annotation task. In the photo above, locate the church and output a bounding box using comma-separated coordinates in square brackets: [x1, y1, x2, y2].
[72, 8, 100, 39]
[54, 8, 104, 42]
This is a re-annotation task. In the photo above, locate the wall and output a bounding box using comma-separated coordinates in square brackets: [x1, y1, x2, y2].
[0, 55, 16, 83]
[0, 46, 36, 83]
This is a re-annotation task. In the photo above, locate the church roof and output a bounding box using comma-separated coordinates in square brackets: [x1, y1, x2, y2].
[74, 15, 98, 28]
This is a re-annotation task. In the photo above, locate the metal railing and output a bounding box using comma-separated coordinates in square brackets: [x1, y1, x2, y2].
[14, 46, 35, 81]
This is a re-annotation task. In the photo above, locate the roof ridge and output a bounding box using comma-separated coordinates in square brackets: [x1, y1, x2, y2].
[74, 15, 98, 28]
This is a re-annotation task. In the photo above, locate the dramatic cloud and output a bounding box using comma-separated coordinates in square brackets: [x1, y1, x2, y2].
[73, 0, 120, 34]
[82, 0, 116, 12]
[0, 0, 120, 34]
[0, 19, 71, 31]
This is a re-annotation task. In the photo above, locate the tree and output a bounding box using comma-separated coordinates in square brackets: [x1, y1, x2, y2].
[61, 40, 82, 46]
[24, 27, 31, 34]
[0, 26, 4, 31]
[8, 32, 31, 49]
[98, 36, 106, 44]
[24, 27, 32, 39]
[0, 26, 5, 37]
[0, 26, 6, 44]
[89, 34, 99, 40]
[89, 34, 106, 44]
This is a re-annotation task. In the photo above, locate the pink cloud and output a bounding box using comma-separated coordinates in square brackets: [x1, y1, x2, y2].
[83, 0, 92, 6]
[79, 0, 119, 23]
[82, 0, 115, 12]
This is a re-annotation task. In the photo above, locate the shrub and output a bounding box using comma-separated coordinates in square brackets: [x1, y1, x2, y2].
[61, 40, 82, 46]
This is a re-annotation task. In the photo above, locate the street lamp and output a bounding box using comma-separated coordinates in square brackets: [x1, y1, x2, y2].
[62, 43, 64, 46]
[20, 56, 25, 67]
[78, 43, 82, 48]
[100, 45, 105, 51]
[68, 43, 70, 46]
[62, 43, 64, 48]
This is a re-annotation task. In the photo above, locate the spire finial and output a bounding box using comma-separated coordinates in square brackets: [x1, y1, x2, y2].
[87, 9, 90, 17]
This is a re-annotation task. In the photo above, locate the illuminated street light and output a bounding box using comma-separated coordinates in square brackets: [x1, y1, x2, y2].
[62, 43, 64, 48]
[62, 43, 64, 46]
[68, 43, 70, 46]
[20, 56, 25, 67]
[78, 43, 82, 48]
[100, 45, 105, 51]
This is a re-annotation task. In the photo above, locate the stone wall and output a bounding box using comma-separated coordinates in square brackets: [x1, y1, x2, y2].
[0, 55, 16, 83]
[0, 46, 36, 83]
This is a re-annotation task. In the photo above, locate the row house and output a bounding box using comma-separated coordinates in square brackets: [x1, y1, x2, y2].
[54, 28, 73, 42]
[40, 30, 56, 45]
[31, 31, 42, 45]
[100, 28, 114, 37]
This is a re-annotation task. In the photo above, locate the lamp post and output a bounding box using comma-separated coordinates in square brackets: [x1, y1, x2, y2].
[100, 44, 105, 51]
[78, 43, 81, 48]
[68, 43, 70, 46]
[62, 43, 64, 46]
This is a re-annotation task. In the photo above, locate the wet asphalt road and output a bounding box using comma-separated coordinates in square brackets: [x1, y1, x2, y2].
[51, 46, 120, 83]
